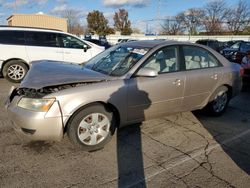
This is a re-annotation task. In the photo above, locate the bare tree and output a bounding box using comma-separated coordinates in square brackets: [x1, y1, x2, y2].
[161, 8, 204, 35]
[244, 26, 250, 34]
[132, 27, 142, 34]
[70, 23, 85, 36]
[61, 9, 85, 35]
[226, 0, 250, 34]
[113, 9, 132, 35]
[178, 8, 205, 35]
[202, 0, 230, 34]
[161, 15, 185, 35]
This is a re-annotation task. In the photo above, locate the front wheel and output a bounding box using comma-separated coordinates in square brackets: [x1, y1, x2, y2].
[67, 105, 116, 151]
[206, 87, 229, 116]
[3, 60, 28, 83]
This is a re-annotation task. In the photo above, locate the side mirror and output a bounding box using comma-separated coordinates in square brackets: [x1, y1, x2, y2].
[135, 67, 158, 77]
[83, 44, 88, 52]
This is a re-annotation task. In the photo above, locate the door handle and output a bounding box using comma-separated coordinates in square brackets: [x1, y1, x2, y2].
[211, 74, 218, 80]
[173, 79, 181, 86]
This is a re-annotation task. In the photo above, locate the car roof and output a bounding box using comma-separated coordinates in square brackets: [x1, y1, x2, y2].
[119, 40, 195, 49]
[118, 40, 229, 64]
[0, 25, 64, 33]
[196, 39, 218, 42]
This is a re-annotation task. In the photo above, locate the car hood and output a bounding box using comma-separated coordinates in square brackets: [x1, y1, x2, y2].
[20, 60, 110, 90]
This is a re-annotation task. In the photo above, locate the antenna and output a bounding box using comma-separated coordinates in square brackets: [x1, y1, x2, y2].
[156, 0, 167, 36]
[156, 0, 160, 36]
[14, 0, 17, 13]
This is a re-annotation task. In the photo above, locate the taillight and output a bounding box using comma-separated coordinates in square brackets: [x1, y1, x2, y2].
[240, 67, 244, 77]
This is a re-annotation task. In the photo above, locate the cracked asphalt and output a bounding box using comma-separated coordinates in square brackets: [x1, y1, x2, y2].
[0, 79, 250, 188]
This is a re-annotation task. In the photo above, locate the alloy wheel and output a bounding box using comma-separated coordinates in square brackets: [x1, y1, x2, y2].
[213, 91, 228, 113]
[7, 64, 26, 81]
[77, 113, 111, 146]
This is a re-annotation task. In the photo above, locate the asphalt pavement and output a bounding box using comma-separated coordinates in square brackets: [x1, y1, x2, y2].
[0, 79, 250, 188]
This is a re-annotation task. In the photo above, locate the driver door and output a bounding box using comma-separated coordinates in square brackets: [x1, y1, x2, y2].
[58, 34, 92, 64]
[127, 46, 186, 123]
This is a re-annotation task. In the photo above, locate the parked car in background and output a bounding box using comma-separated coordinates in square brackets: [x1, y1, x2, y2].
[221, 40, 244, 49]
[0, 26, 104, 83]
[85, 38, 111, 49]
[6, 40, 242, 151]
[195, 39, 224, 52]
[220, 41, 250, 64]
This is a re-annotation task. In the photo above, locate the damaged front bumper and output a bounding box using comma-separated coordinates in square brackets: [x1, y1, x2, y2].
[5, 88, 65, 141]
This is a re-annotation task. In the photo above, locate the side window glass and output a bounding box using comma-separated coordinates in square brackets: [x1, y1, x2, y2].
[60, 35, 88, 49]
[25, 32, 58, 47]
[0, 31, 25, 45]
[142, 46, 178, 73]
[183, 46, 220, 70]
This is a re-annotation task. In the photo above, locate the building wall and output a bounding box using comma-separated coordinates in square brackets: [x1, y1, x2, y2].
[7, 14, 67, 32]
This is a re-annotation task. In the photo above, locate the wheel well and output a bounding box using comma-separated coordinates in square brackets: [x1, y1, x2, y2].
[63, 102, 121, 134]
[1, 58, 29, 74]
[208, 84, 233, 103]
[224, 84, 233, 99]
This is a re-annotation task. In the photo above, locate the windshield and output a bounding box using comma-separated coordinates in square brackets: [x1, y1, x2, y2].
[84, 45, 149, 76]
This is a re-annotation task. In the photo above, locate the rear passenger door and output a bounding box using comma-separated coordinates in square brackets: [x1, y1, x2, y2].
[25, 31, 64, 62]
[181, 45, 223, 111]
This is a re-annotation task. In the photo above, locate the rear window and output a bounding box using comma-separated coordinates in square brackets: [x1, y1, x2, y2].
[0, 30, 25, 45]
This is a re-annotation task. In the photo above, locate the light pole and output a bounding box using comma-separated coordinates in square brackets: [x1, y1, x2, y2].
[188, 19, 196, 41]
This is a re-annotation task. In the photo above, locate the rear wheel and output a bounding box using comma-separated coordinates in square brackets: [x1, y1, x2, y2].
[3, 60, 28, 83]
[67, 104, 116, 151]
[206, 87, 229, 116]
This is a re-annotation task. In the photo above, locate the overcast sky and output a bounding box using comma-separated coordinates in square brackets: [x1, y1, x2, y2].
[0, 0, 242, 31]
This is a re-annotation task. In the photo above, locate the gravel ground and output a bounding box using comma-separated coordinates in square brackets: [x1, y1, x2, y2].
[0, 79, 250, 188]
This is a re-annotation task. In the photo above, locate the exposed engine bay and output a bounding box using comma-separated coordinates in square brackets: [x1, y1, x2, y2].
[15, 83, 91, 98]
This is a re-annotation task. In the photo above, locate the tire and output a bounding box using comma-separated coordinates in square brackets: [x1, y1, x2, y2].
[2, 60, 28, 83]
[67, 104, 116, 151]
[206, 87, 229, 116]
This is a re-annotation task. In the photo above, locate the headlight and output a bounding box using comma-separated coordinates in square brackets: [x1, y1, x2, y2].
[18, 97, 55, 112]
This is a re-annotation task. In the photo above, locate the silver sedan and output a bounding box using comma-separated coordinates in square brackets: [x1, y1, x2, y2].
[6, 40, 242, 151]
